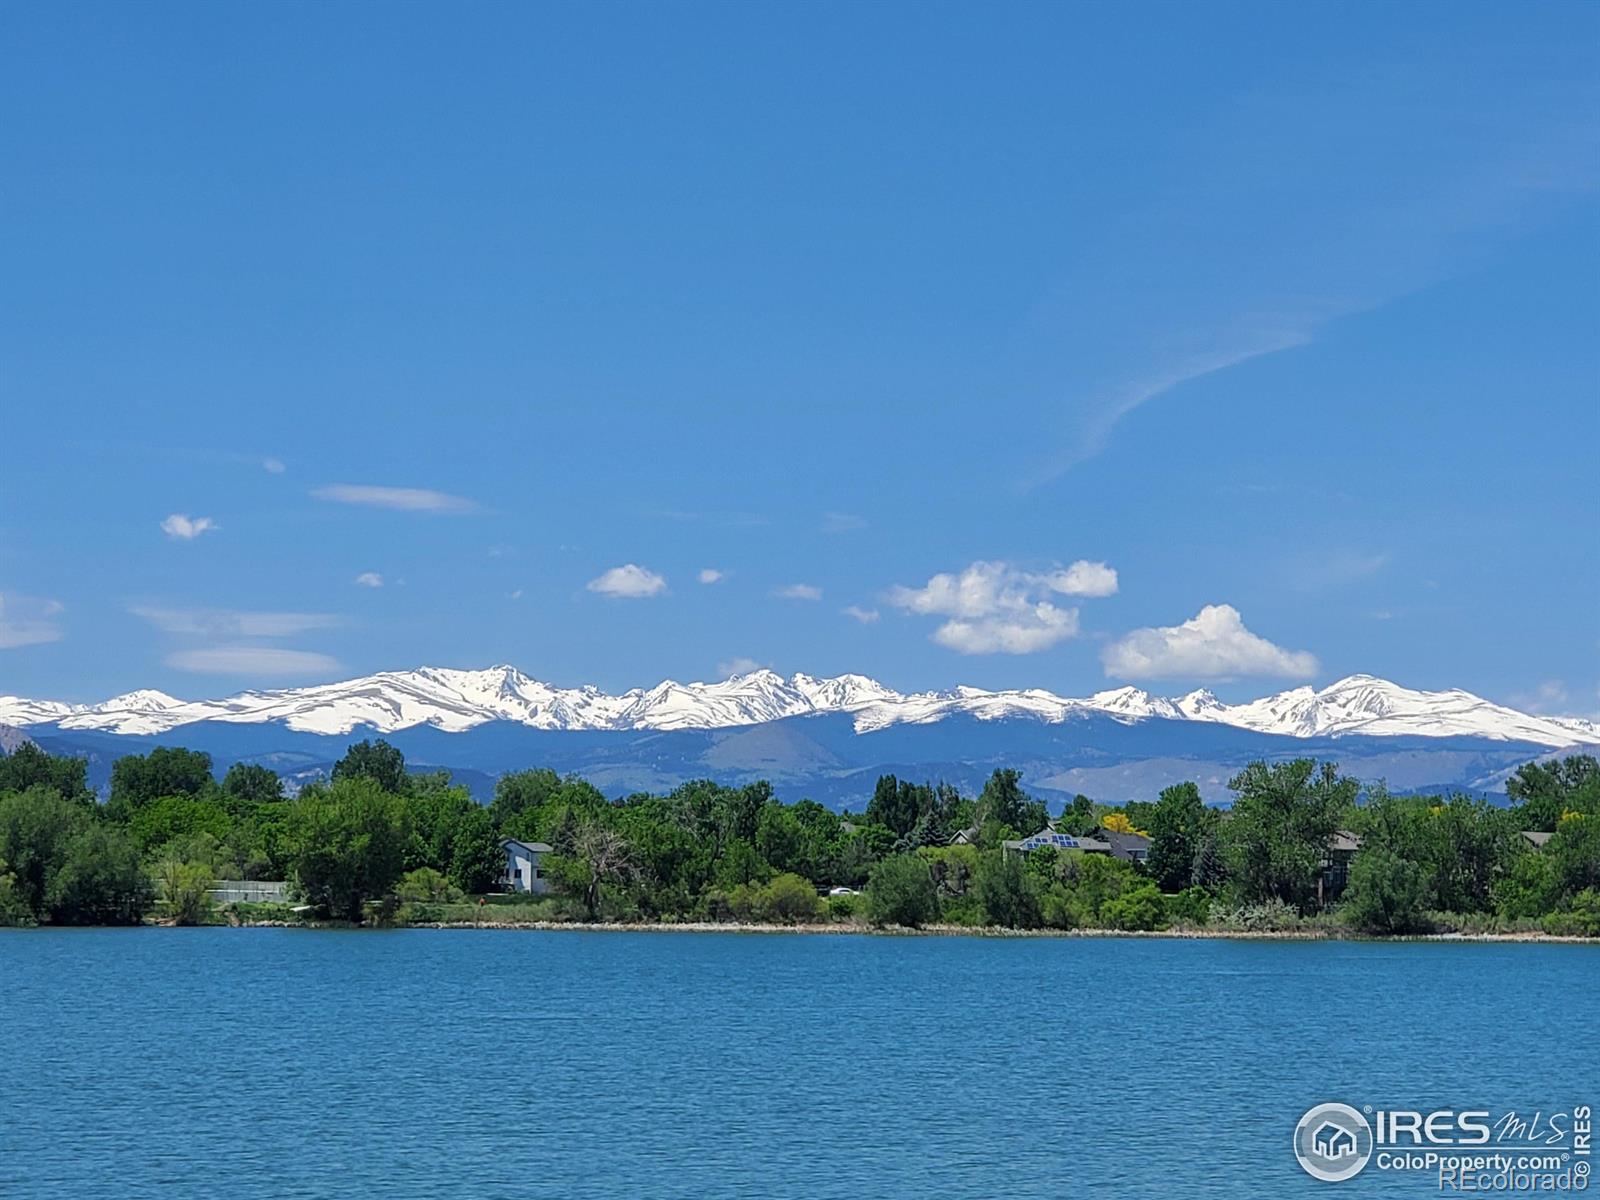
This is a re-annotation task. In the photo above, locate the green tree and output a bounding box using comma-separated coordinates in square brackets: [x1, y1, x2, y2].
[155, 858, 217, 925]
[108, 747, 216, 821]
[1342, 846, 1430, 934]
[1056, 794, 1097, 836]
[974, 851, 1041, 929]
[1221, 760, 1357, 912]
[1506, 755, 1599, 831]
[222, 762, 284, 806]
[127, 794, 233, 855]
[448, 805, 505, 894]
[865, 853, 939, 927]
[283, 778, 412, 921]
[488, 768, 563, 827]
[47, 824, 152, 925]
[331, 739, 410, 795]
[0, 785, 87, 918]
[0, 860, 30, 926]
[867, 775, 920, 837]
[975, 768, 1043, 834]
[1145, 781, 1216, 892]
[563, 820, 636, 919]
[0, 743, 93, 804]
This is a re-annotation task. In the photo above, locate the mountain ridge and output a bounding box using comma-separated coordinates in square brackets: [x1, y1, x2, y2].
[2, 667, 1595, 748]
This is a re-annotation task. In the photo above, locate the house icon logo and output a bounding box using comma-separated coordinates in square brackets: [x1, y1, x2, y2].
[1294, 1102, 1374, 1181]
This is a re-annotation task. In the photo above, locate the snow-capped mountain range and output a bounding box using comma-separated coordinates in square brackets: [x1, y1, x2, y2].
[2, 667, 1596, 748]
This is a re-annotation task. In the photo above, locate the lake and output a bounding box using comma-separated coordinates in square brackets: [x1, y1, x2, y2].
[1, 930, 1594, 1198]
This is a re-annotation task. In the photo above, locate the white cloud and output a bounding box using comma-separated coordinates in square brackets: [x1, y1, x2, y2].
[354, 572, 384, 588]
[842, 605, 880, 624]
[774, 583, 823, 601]
[934, 604, 1080, 655]
[888, 559, 1116, 617]
[587, 564, 667, 599]
[821, 512, 867, 534]
[698, 569, 726, 584]
[1047, 560, 1119, 598]
[262, 457, 286, 474]
[886, 559, 1115, 655]
[0, 593, 64, 649]
[161, 514, 218, 540]
[717, 656, 766, 678]
[508, 588, 525, 600]
[129, 605, 340, 638]
[311, 484, 476, 514]
[1101, 604, 1319, 681]
[165, 646, 340, 676]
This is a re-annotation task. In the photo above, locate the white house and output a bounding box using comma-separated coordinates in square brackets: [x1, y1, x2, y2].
[501, 838, 554, 894]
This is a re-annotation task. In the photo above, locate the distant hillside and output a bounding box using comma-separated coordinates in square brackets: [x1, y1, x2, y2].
[23, 709, 1568, 808]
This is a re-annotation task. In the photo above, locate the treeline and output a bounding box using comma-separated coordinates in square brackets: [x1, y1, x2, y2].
[0, 739, 1596, 936]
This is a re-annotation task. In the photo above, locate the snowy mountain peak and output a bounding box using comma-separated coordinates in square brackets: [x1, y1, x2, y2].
[0, 668, 1594, 748]
[91, 690, 184, 712]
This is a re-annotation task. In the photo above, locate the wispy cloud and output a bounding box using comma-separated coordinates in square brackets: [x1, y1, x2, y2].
[717, 656, 766, 678]
[1102, 604, 1318, 682]
[261, 457, 286, 474]
[1285, 549, 1391, 592]
[842, 605, 880, 624]
[821, 512, 867, 535]
[166, 646, 340, 676]
[354, 572, 384, 589]
[587, 564, 667, 599]
[129, 605, 340, 638]
[0, 593, 65, 649]
[312, 484, 477, 514]
[161, 513, 218, 540]
[642, 506, 769, 528]
[1021, 331, 1312, 489]
[1015, 55, 1598, 487]
[773, 583, 822, 601]
[697, 568, 726, 585]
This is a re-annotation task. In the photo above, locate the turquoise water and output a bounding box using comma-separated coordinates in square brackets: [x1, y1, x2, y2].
[1, 930, 1594, 1198]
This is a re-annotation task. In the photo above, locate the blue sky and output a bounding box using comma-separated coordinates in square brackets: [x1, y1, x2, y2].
[2, 1, 1596, 712]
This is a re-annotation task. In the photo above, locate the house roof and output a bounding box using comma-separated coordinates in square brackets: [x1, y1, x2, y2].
[1521, 830, 1554, 848]
[1005, 830, 1112, 853]
[1328, 830, 1362, 852]
[503, 838, 554, 854]
[1099, 830, 1151, 851]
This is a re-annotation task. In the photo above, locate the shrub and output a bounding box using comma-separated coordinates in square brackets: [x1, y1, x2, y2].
[761, 873, 823, 924]
[156, 859, 217, 926]
[1207, 898, 1304, 932]
[1162, 886, 1213, 927]
[1100, 882, 1165, 931]
[1542, 888, 1600, 938]
[396, 867, 464, 905]
[0, 863, 33, 927]
[866, 854, 939, 928]
[827, 892, 862, 921]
